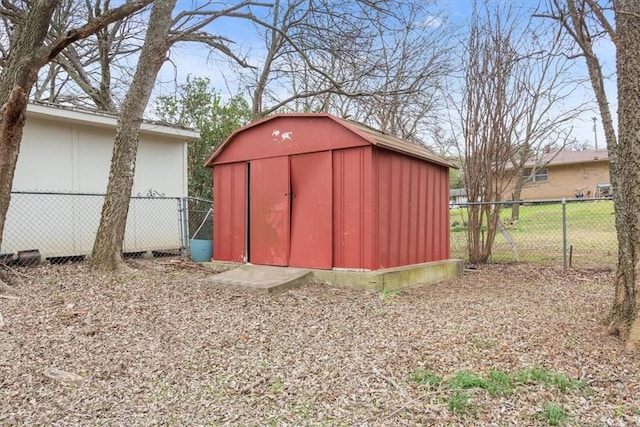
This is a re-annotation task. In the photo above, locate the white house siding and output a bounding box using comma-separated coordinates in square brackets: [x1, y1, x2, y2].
[2, 103, 197, 259]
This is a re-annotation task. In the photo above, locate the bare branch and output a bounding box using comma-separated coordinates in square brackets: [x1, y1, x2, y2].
[42, 0, 152, 64]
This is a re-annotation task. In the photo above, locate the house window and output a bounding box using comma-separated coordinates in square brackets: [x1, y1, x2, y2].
[524, 168, 548, 183]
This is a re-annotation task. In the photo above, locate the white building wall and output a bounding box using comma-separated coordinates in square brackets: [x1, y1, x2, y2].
[3, 104, 196, 259]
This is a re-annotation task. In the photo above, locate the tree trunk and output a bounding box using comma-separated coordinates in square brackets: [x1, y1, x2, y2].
[0, 86, 30, 252]
[510, 177, 524, 222]
[0, 0, 152, 251]
[0, 0, 61, 249]
[90, 0, 177, 271]
[607, 0, 640, 350]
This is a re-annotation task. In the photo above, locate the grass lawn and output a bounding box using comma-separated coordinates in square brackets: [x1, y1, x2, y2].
[450, 200, 617, 267]
[1, 260, 638, 426]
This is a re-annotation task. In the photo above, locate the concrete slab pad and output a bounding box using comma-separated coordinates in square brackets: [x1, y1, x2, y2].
[206, 264, 311, 294]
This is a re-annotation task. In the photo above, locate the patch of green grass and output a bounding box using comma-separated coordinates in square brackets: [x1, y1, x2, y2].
[379, 288, 401, 303]
[271, 380, 283, 393]
[411, 369, 442, 387]
[513, 367, 585, 392]
[448, 370, 488, 390]
[486, 369, 514, 395]
[539, 402, 568, 426]
[409, 367, 585, 418]
[447, 390, 471, 414]
[449, 200, 618, 265]
[447, 369, 513, 396]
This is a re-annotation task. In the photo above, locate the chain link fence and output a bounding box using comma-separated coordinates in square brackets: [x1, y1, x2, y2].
[1, 192, 616, 268]
[183, 197, 213, 241]
[1, 191, 213, 265]
[450, 198, 617, 268]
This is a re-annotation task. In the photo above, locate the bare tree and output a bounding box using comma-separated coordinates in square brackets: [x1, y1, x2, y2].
[240, 0, 453, 143]
[455, 2, 583, 262]
[90, 0, 270, 270]
[543, 0, 640, 350]
[38, 1, 148, 111]
[2, 0, 151, 112]
[0, 0, 153, 270]
[243, 0, 376, 120]
[336, 3, 453, 142]
[458, 2, 521, 263]
[506, 25, 586, 221]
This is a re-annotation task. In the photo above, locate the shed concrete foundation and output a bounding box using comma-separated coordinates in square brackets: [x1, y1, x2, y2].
[202, 259, 463, 293]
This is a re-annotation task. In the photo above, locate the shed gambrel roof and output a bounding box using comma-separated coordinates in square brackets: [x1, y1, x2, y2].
[341, 119, 456, 168]
[205, 113, 456, 168]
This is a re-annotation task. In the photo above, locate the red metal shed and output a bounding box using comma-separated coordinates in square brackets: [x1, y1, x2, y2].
[204, 113, 455, 270]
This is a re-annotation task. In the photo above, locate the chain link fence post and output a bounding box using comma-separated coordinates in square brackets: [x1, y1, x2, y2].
[179, 197, 189, 260]
[562, 198, 567, 269]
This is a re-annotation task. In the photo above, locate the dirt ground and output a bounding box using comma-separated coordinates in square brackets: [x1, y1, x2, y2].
[1, 260, 639, 426]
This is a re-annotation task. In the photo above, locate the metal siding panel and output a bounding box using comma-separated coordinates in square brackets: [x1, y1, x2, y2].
[213, 163, 246, 262]
[344, 148, 364, 268]
[289, 152, 333, 268]
[213, 165, 228, 260]
[417, 165, 428, 262]
[444, 168, 451, 258]
[249, 157, 290, 266]
[438, 168, 446, 259]
[373, 150, 451, 267]
[393, 157, 401, 266]
[408, 159, 420, 265]
[332, 147, 369, 269]
[376, 152, 391, 268]
[399, 157, 412, 265]
[374, 150, 451, 268]
[427, 166, 436, 261]
[232, 165, 248, 261]
[386, 156, 398, 267]
[431, 167, 441, 260]
[440, 167, 451, 259]
[332, 151, 343, 266]
[362, 147, 375, 270]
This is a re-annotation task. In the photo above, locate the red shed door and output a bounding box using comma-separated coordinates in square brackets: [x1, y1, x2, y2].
[289, 151, 332, 269]
[249, 157, 290, 266]
[213, 163, 247, 262]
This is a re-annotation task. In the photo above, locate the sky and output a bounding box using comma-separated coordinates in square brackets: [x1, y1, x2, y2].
[441, 0, 616, 146]
[155, 0, 618, 150]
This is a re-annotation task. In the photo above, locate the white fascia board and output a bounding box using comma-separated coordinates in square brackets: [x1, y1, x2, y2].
[26, 103, 200, 142]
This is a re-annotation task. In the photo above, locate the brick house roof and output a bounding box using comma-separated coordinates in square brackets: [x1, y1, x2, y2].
[527, 148, 609, 167]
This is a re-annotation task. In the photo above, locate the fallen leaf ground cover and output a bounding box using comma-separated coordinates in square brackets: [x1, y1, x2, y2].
[1, 261, 639, 426]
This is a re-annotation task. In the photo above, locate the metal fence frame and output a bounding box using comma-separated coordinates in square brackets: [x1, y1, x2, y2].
[1, 191, 615, 268]
[1, 191, 213, 264]
[450, 197, 617, 268]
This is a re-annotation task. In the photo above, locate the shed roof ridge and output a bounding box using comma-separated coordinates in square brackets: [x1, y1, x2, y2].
[205, 112, 455, 168]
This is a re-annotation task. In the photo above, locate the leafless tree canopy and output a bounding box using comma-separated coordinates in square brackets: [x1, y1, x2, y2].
[454, 1, 586, 263]
[0, 0, 151, 111]
[239, 0, 454, 143]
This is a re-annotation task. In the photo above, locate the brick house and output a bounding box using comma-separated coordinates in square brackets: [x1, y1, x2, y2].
[505, 148, 611, 200]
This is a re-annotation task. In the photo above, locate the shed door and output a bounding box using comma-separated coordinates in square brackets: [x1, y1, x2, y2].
[249, 157, 290, 266]
[289, 151, 332, 268]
